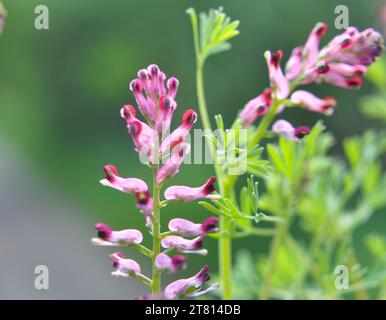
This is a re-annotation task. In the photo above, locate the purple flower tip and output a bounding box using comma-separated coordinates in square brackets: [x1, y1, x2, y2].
[201, 217, 219, 233]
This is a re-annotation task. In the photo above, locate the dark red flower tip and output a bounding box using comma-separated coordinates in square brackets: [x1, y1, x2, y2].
[315, 23, 327, 37]
[103, 165, 119, 182]
[167, 77, 179, 90]
[201, 216, 219, 233]
[196, 265, 211, 283]
[317, 63, 330, 74]
[270, 50, 283, 68]
[130, 79, 143, 92]
[322, 97, 337, 111]
[346, 77, 362, 88]
[262, 88, 273, 105]
[340, 37, 353, 49]
[122, 104, 136, 119]
[128, 121, 142, 137]
[149, 64, 160, 77]
[193, 236, 206, 249]
[294, 126, 311, 139]
[203, 176, 216, 194]
[256, 105, 269, 117]
[159, 96, 175, 111]
[171, 256, 187, 270]
[95, 223, 113, 240]
[182, 109, 198, 126]
[110, 252, 125, 268]
[138, 70, 148, 81]
[135, 191, 151, 205]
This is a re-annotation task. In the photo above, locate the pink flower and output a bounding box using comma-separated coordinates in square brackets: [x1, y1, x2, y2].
[164, 265, 219, 299]
[161, 235, 208, 255]
[120, 105, 158, 163]
[163, 176, 221, 202]
[168, 217, 219, 237]
[156, 142, 190, 185]
[302, 23, 327, 68]
[285, 47, 303, 81]
[100, 165, 148, 194]
[109, 252, 141, 277]
[264, 50, 290, 99]
[155, 96, 177, 135]
[160, 109, 197, 154]
[130, 65, 179, 122]
[135, 191, 153, 227]
[239, 88, 273, 127]
[272, 120, 310, 142]
[290, 90, 336, 115]
[155, 253, 187, 273]
[91, 223, 143, 246]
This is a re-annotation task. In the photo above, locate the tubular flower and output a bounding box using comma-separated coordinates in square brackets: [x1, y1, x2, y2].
[161, 235, 208, 255]
[156, 142, 190, 185]
[120, 105, 158, 163]
[164, 265, 219, 299]
[163, 176, 221, 202]
[272, 120, 310, 142]
[168, 217, 219, 237]
[291, 90, 337, 115]
[155, 253, 187, 273]
[135, 191, 153, 227]
[160, 109, 197, 154]
[100, 165, 148, 194]
[239, 88, 273, 127]
[91, 223, 143, 246]
[109, 252, 141, 277]
[264, 50, 290, 99]
[155, 96, 177, 136]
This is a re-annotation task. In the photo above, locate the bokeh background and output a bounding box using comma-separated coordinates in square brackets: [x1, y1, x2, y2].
[0, 0, 385, 299]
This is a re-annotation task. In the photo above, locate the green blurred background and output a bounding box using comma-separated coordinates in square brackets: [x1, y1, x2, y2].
[0, 0, 385, 298]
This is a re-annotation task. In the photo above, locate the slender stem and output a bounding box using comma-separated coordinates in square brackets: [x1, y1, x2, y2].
[130, 243, 152, 258]
[219, 215, 232, 299]
[151, 168, 161, 295]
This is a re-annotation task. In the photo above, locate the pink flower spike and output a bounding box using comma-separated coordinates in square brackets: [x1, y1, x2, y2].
[291, 90, 337, 116]
[155, 96, 177, 135]
[155, 253, 187, 273]
[239, 88, 273, 127]
[156, 142, 190, 185]
[163, 176, 221, 202]
[161, 235, 208, 255]
[168, 217, 219, 237]
[160, 109, 197, 154]
[272, 120, 310, 142]
[164, 265, 219, 299]
[100, 165, 148, 194]
[302, 23, 327, 67]
[92, 223, 143, 246]
[264, 50, 290, 99]
[109, 252, 141, 277]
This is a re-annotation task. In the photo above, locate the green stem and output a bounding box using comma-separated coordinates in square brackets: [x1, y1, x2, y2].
[151, 168, 161, 295]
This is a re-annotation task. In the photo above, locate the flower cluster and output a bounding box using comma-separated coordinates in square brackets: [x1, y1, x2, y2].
[240, 23, 384, 141]
[92, 64, 220, 299]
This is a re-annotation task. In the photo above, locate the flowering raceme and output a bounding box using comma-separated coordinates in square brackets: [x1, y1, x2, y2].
[239, 23, 384, 138]
[92, 64, 219, 299]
